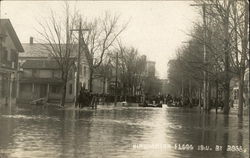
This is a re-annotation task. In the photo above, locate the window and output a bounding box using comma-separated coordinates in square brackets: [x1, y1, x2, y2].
[69, 84, 73, 95]
[11, 49, 17, 61]
[79, 66, 82, 75]
[83, 66, 87, 76]
[233, 89, 239, 100]
[53, 70, 61, 78]
[1, 47, 8, 63]
[68, 70, 74, 79]
[23, 69, 32, 78]
[11, 50, 17, 68]
[32, 70, 40, 78]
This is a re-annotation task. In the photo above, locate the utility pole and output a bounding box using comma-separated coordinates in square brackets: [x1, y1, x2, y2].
[190, 3, 212, 112]
[0, 0, 2, 66]
[114, 51, 118, 105]
[71, 19, 90, 107]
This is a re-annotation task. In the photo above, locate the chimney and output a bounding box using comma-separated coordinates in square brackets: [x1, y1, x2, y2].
[29, 37, 33, 44]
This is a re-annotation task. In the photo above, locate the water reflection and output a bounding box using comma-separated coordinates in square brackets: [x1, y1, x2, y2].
[0, 105, 248, 158]
[222, 116, 229, 157]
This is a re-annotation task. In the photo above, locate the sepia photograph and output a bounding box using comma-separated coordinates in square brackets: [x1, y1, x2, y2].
[0, 0, 249, 157]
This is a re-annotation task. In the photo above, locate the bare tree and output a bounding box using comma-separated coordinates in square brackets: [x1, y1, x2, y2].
[203, 0, 249, 116]
[36, 3, 79, 106]
[193, 0, 235, 114]
[113, 42, 147, 96]
[82, 12, 127, 92]
[229, 0, 249, 116]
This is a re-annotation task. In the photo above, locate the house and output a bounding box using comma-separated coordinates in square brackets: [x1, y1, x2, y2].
[230, 68, 249, 109]
[0, 19, 24, 106]
[17, 37, 90, 103]
[18, 59, 76, 103]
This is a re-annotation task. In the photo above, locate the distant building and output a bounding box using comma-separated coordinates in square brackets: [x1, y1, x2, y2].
[146, 61, 156, 77]
[0, 19, 24, 106]
[143, 60, 161, 96]
[17, 38, 90, 103]
[92, 64, 112, 95]
[160, 79, 168, 95]
[92, 75, 109, 94]
[230, 68, 249, 109]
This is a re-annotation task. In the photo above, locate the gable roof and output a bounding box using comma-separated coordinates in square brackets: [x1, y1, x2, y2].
[0, 19, 24, 52]
[20, 43, 50, 58]
[81, 40, 92, 66]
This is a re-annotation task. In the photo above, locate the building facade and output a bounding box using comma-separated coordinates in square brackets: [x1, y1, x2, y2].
[18, 59, 76, 103]
[18, 39, 90, 103]
[146, 61, 156, 77]
[0, 19, 24, 106]
[230, 68, 249, 109]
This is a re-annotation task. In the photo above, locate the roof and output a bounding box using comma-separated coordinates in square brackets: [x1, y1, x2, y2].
[0, 19, 24, 52]
[20, 43, 79, 58]
[20, 43, 50, 58]
[22, 60, 60, 69]
[81, 40, 92, 67]
[20, 43, 90, 64]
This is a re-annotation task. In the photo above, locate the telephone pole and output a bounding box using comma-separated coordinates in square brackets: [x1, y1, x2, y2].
[114, 51, 118, 105]
[71, 19, 90, 107]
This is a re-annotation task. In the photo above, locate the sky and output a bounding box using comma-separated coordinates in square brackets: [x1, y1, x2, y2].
[1, 0, 200, 79]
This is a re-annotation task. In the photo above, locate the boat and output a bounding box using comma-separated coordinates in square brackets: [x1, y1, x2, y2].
[165, 102, 183, 107]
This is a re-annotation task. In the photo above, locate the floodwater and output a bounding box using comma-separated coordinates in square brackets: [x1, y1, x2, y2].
[0, 104, 249, 158]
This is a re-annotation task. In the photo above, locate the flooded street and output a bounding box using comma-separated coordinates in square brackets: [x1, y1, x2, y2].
[0, 105, 248, 158]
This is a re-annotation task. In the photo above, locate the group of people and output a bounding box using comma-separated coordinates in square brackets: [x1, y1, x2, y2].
[76, 90, 224, 109]
[76, 87, 98, 108]
[165, 94, 227, 109]
[163, 94, 200, 107]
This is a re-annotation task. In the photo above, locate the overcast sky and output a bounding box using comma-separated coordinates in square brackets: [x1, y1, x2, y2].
[1, 1, 200, 79]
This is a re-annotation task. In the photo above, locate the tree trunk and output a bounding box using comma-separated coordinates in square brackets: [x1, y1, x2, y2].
[189, 80, 192, 98]
[237, 0, 249, 117]
[215, 79, 219, 114]
[207, 81, 211, 112]
[238, 68, 245, 117]
[89, 67, 93, 92]
[223, 13, 230, 115]
[61, 81, 67, 107]
[199, 84, 202, 110]
[181, 78, 184, 98]
[102, 77, 106, 94]
[224, 79, 230, 114]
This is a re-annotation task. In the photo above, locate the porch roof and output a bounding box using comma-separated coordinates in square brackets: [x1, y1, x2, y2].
[19, 78, 63, 84]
